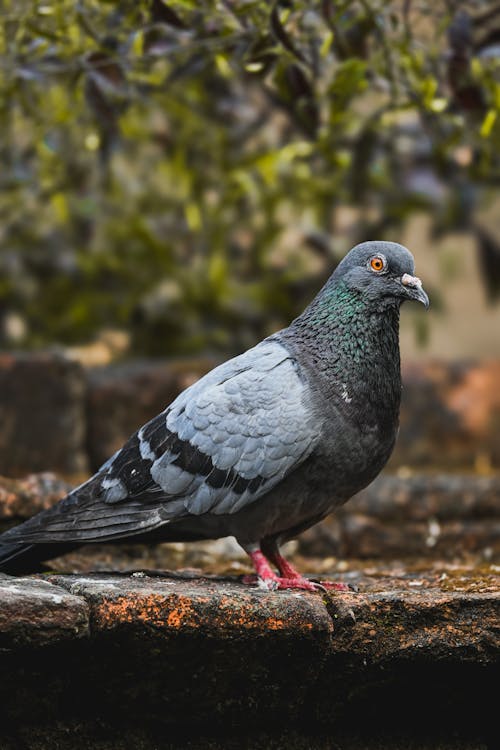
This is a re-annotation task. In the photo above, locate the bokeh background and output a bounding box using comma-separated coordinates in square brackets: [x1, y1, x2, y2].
[2, 0, 500, 362]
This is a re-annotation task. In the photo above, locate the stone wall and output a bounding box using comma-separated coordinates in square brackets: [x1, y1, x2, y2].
[1, 353, 500, 477]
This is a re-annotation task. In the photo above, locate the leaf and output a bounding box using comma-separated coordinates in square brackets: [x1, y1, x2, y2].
[151, 0, 187, 29]
[328, 58, 367, 110]
[273, 62, 319, 137]
[83, 51, 129, 158]
[480, 109, 497, 137]
[270, 3, 307, 64]
[475, 225, 500, 302]
[244, 37, 278, 77]
[141, 26, 180, 57]
[84, 51, 128, 100]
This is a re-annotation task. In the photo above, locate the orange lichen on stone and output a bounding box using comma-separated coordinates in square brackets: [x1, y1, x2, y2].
[263, 617, 289, 630]
[93, 594, 200, 630]
[219, 610, 287, 631]
[214, 592, 319, 632]
[89, 588, 320, 635]
[164, 599, 200, 629]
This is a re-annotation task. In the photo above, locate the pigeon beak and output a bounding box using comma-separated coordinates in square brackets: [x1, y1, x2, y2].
[401, 273, 429, 308]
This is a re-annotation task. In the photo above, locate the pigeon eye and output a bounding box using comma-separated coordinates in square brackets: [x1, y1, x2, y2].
[369, 255, 386, 273]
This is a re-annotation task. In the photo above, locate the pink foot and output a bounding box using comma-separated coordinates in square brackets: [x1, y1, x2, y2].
[309, 579, 356, 592]
[243, 551, 352, 592]
[242, 572, 321, 592]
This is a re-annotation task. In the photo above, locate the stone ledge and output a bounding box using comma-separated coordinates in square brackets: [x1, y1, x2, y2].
[49, 573, 333, 638]
[44, 569, 500, 664]
[0, 575, 89, 648]
[0, 567, 497, 745]
[1, 567, 498, 657]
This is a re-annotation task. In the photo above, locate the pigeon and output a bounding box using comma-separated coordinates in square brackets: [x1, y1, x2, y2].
[0, 241, 428, 589]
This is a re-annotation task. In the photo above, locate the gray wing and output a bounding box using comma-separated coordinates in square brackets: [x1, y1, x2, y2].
[3, 340, 322, 543]
[148, 340, 322, 516]
[103, 339, 322, 515]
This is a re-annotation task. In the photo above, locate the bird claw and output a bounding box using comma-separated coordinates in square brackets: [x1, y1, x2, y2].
[309, 581, 328, 593]
[310, 579, 358, 593]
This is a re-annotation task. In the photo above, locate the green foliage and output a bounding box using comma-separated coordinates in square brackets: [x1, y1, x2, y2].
[1, 1, 500, 354]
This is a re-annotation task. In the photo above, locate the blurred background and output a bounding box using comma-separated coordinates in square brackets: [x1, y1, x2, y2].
[2, 0, 500, 360]
[1, 0, 500, 571]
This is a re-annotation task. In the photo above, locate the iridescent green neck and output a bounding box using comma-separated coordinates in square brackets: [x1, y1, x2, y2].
[289, 280, 368, 343]
[279, 279, 400, 382]
[303, 280, 367, 330]
[276, 278, 402, 434]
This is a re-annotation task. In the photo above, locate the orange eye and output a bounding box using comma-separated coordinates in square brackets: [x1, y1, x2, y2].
[370, 256, 386, 272]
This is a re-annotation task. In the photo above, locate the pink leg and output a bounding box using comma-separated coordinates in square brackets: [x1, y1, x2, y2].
[243, 550, 319, 591]
[262, 540, 354, 593]
[264, 546, 306, 579]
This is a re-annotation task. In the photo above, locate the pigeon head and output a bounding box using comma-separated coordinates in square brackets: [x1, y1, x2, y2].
[333, 241, 429, 310]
